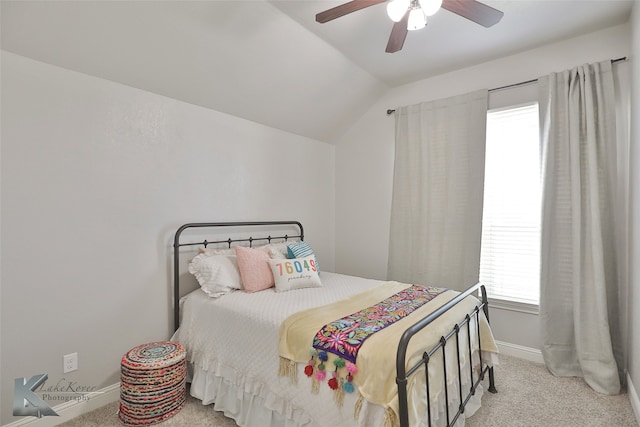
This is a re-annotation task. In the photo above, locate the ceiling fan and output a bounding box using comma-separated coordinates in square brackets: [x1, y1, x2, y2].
[315, 0, 504, 53]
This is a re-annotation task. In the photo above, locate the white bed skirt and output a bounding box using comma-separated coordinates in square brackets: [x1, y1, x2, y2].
[188, 359, 387, 427]
[190, 362, 304, 427]
[187, 355, 494, 427]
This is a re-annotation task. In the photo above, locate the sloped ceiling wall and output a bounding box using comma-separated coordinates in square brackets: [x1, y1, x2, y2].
[271, 0, 633, 86]
[1, 1, 387, 143]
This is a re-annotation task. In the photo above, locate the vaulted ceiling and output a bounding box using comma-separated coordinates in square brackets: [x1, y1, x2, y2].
[1, 1, 634, 143]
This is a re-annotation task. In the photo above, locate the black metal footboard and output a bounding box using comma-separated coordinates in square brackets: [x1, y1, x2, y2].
[396, 282, 497, 427]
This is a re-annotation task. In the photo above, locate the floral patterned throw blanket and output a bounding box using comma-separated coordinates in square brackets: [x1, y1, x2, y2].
[278, 281, 498, 427]
[312, 285, 446, 364]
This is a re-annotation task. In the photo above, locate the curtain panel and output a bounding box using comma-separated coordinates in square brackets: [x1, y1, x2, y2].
[539, 60, 625, 395]
[387, 90, 488, 291]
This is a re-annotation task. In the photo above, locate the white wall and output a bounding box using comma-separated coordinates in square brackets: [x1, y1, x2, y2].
[0, 51, 336, 425]
[335, 23, 631, 351]
[628, 0, 640, 419]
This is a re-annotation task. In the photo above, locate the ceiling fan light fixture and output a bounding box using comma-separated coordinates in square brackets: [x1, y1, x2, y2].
[407, 7, 426, 31]
[316, 0, 504, 53]
[386, 0, 410, 22]
[418, 0, 442, 16]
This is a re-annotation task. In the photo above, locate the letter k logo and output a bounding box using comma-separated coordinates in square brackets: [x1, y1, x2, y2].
[13, 374, 59, 418]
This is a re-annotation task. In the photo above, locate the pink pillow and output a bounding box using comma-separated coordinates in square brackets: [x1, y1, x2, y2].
[235, 246, 274, 292]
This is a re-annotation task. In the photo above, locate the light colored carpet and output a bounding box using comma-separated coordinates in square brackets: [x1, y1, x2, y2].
[465, 356, 637, 427]
[58, 355, 638, 427]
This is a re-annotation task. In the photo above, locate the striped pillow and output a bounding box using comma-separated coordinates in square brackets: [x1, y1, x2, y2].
[286, 241, 320, 273]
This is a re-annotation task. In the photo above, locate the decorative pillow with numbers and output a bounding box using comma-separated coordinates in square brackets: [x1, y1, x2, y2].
[268, 256, 322, 292]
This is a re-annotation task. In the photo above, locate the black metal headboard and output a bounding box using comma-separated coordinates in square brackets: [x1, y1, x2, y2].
[172, 221, 304, 331]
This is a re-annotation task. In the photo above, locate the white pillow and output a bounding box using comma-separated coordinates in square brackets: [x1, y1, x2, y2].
[268, 256, 322, 293]
[188, 253, 242, 297]
[265, 242, 291, 259]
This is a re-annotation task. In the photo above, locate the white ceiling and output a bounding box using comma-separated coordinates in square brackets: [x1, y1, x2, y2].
[1, 1, 634, 142]
[271, 0, 634, 86]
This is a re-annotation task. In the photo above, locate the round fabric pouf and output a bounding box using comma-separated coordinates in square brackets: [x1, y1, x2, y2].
[119, 341, 187, 426]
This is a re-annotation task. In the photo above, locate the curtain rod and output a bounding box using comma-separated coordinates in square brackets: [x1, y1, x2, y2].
[386, 56, 628, 115]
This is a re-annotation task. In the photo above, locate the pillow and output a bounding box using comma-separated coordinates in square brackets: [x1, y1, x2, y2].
[188, 253, 242, 297]
[286, 241, 320, 273]
[235, 246, 274, 293]
[268, 256, 321, 292]
[265, 242, 290, 259]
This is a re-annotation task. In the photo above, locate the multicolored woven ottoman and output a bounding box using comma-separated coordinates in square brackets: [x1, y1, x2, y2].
[119, 341, 187, 426]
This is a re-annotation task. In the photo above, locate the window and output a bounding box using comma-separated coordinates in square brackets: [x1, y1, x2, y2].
[479, 103, 541, 306]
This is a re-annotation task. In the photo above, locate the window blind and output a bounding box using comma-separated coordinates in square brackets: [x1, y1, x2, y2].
[480, 103, 541, 304]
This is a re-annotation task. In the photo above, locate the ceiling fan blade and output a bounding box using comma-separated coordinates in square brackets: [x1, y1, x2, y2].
[385, 12, 409, 53]
[316, 0, 386, 23]
[441, 0, 504, 27]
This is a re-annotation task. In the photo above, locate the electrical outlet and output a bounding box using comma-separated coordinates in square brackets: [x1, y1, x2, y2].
[63, 353, 78, 373]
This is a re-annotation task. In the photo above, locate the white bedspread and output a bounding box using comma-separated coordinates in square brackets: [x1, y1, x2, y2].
[172, 272, 492, 427]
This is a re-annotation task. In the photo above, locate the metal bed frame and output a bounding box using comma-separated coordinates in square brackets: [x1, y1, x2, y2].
[172, 221, 496, 427]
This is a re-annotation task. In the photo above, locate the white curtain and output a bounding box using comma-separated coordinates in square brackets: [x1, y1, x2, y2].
[388, 90, 488, 291]
[539, 60, 626, 395]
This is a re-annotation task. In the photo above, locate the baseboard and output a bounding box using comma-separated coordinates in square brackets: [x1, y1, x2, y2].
[628, 374, 640, 425]
[4, 382, 120, 427]
[495, 340, 544, 364]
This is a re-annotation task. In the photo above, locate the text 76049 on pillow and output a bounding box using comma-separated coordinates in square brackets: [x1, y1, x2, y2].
[268, 256, 321, 292]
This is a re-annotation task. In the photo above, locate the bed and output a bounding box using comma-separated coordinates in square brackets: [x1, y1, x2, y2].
[171, 221, 498, 427]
